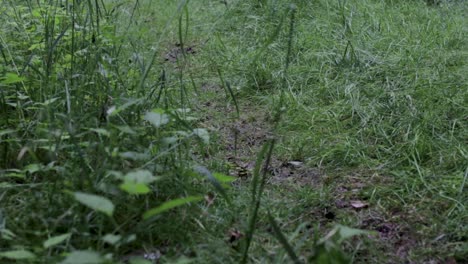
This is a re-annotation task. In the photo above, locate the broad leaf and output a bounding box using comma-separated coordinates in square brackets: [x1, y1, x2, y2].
[144, 111, 169, 128]
[24, 163, 42, 174]
[120, 182, 150, 195]
[336, 225, 371, 243]
[143, 196, 202, 219]
[102, 234, 121, 245]
[124, 170, 158, 184]
[107, 98, 143, 116]
[213, 172, 236, 183]
[60, 250, 104, 264]
[43, 233, 71, 249]
[2, 73, 25, 84]
[193, 128, 209, 143]
[0, 249, 36, 260]
[73, 192, 115, 217]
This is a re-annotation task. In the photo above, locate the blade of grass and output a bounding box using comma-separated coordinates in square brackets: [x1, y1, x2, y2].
[216, 68, 239, 118]
[143, 196, 203, 220]
[137, 0, 188, 95]
[267, 210, 302, 264]
[193, 165, 232, 206]
[241, 138, 275, 264]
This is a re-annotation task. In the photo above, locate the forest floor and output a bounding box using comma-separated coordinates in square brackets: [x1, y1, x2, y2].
[0, 0, 466, 263]
[190, 58, 463, 264]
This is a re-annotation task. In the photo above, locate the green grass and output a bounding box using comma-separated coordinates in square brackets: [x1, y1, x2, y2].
[0, 0, 466, 263]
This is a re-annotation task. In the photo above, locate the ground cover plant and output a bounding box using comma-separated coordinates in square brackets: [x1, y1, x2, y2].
[0, 0, 466, 263]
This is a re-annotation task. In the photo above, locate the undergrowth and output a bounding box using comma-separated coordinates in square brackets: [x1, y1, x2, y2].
[0, 0, 466, 263]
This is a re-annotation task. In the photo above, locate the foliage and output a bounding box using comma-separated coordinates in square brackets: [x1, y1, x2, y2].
[0, 0, 466, 263]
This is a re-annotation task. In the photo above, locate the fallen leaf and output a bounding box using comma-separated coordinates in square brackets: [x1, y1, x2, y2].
[204, 193, 215, 207]
[228, 229, 243, 243]
[350, 200, 369, 209]
[287, 161, 303, 167]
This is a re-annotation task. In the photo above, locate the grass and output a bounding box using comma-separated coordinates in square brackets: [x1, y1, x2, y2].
[0, 0, 466, 263]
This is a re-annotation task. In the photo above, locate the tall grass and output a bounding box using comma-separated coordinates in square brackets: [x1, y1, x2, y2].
[0, 0, 217, 262]
[1, 0, 466, 263]
[201, 0, 466, 262]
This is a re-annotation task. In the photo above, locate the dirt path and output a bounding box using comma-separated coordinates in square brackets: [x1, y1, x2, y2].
[194, 84, 437, 263]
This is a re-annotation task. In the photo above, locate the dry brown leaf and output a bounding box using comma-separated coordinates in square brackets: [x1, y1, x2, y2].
[204, 193, 215, 207]
[228, 229, 243, 243]
[287, 161, 303, 167]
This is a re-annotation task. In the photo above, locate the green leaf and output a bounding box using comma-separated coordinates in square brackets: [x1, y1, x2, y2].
[73, 192, 115, 217]
[193, 128, 209, 143]
[89, 128, 110, 137]
[213, 172, 236, 183]
[144, 111, 169, 128]
[0, 182, 13, 188]
[0, 129, 16, 137]
[107, 98, 143, 116]
[7, 173, 25, 178]
[5, 169, 25, 179]
[106, 170, 123, 180]
[123, 234, 137, 243]
[267, 211, 301, 264]
[43, 233, 71, 249]
[60, 250, 104, 264]
[119, 152, 150, 161]
[114, 125, 136, 135]
[172, 256, 193, 264]
[336, 225, 371, 244]
[1, 73, 25, 84]
[124, 170, 158, 184]
[162, 136, 178, 146]
[120, 182, 150, 195]
[24, 163, 42, 174]
[0, 228, 16, 240]
[102, 234, 121, 245]
[0, 249, 36, 260]
[43, 97, 60, 106]
[143, 196, 202, 219]
[129, 258, 153, 264]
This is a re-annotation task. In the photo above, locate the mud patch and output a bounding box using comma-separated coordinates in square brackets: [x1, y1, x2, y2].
[222, 115, 322, 186]
[164, 43, 197, 63]
[361, 215, 418, 262]
[198, 88, 324, 187]
[267, 159, 322, 186]
[327, 170, 426, 263]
